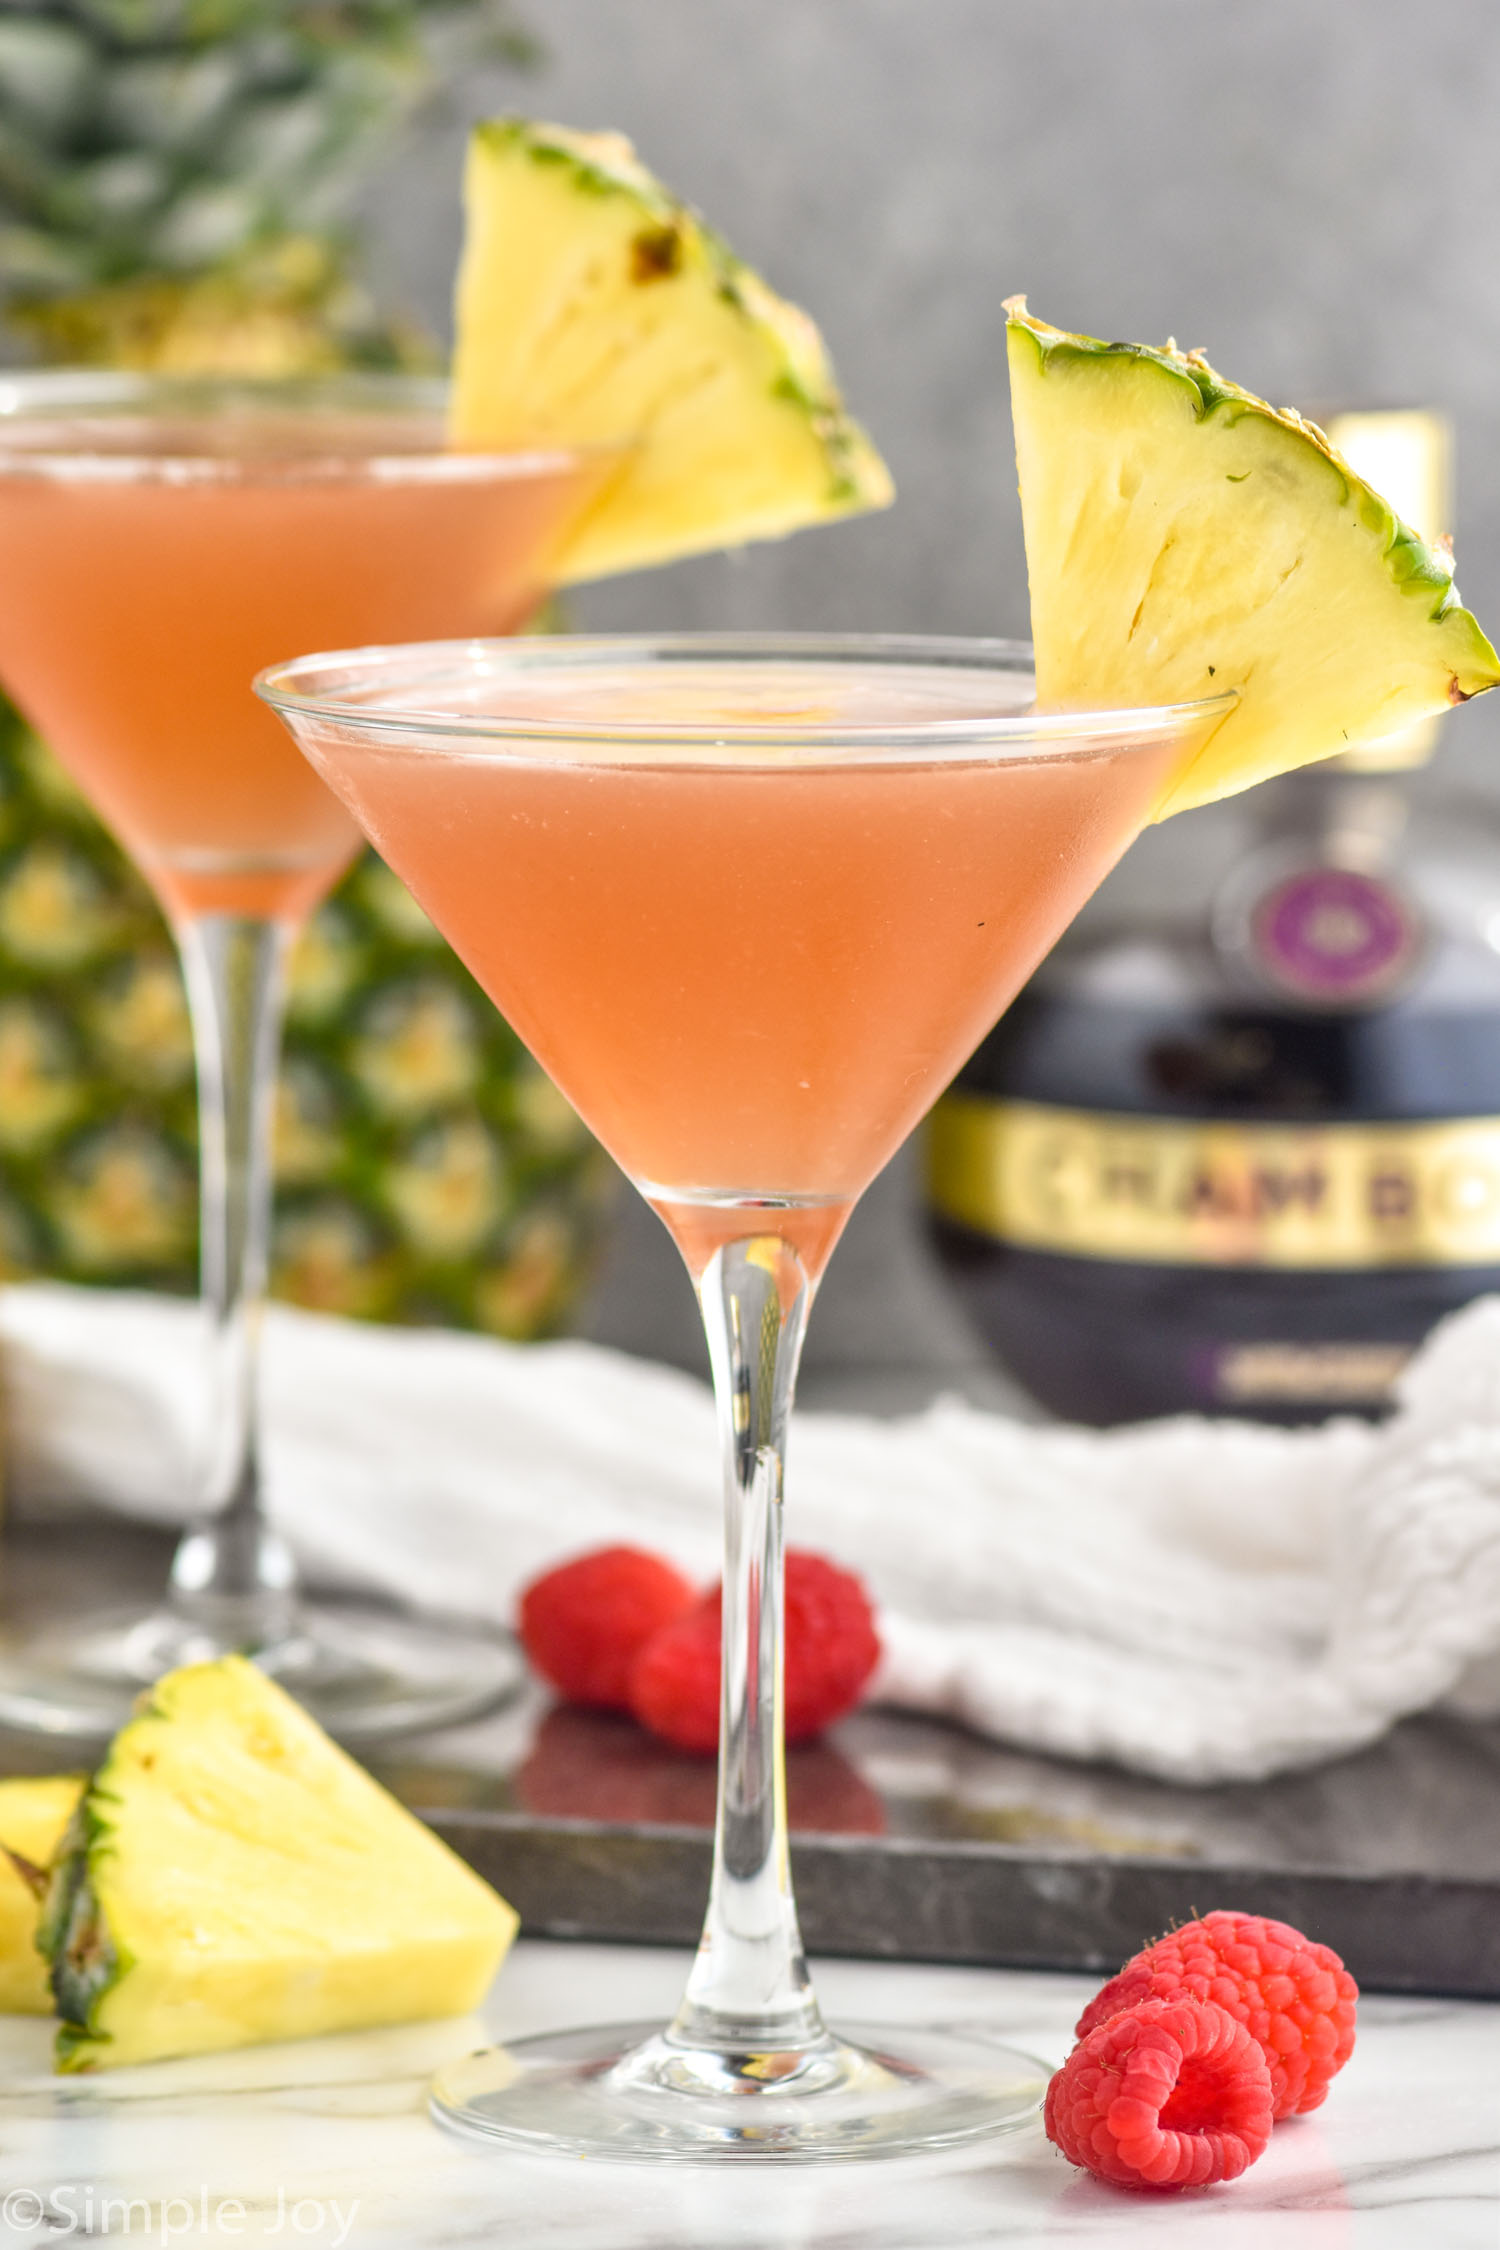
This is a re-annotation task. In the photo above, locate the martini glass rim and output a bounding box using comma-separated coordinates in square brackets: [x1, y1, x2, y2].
[0, 368, 622, 487]
[255, 630, 1238, 761]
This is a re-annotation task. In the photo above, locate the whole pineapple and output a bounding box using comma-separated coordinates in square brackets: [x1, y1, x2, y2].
[0, 1, 617, 1338]
[0, 0, 538, 371]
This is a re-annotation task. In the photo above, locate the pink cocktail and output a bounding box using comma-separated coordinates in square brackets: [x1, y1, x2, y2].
[262, 634, 1230, 2161]
[0, 374, 611, 1740]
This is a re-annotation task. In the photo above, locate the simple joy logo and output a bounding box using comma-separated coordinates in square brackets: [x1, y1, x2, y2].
[1, 2186, 359, 2244]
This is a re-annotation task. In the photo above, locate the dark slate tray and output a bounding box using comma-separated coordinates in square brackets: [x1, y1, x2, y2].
[5, 1518, 1498, 1997]
[380, 1695, 1500, 2000]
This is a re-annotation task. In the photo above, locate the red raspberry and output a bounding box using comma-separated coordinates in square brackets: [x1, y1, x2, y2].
[626, 1599, 720, 1752]
[628, 1549, 881, 1753]
[1045, 1997, 1273, 2191]
[1076, 1911, 1358, 2119]
[782, 1550, 882, 1740]
[518, 1546, 697, 1709]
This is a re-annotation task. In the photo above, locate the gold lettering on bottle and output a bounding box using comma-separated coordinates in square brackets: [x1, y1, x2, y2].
[925, 1097, 1500, 1269]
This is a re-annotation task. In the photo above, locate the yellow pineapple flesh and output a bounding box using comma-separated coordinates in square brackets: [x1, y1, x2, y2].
[452, 119, 892, 582]
[1005, 301, 1500, 814]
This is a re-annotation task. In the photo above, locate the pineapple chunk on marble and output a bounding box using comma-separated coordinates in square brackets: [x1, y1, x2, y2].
[39, 1658, 515, 2071]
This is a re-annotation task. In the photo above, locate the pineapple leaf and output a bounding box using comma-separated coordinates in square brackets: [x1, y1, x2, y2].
[0, 1, 543, 319]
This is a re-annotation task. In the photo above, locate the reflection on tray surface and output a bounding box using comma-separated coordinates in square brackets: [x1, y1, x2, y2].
[517, 1707, 887, 1836]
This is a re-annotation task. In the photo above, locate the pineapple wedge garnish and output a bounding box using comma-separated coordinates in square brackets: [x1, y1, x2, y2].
[37, 1657, 516, 2071]
[451, 119, 892, 583]
[1006, 300, 1500, 814]
[0, 1775, 84, 2013]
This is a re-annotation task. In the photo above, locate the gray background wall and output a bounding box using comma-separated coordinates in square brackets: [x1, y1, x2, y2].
[362, 0, 1500, 1400]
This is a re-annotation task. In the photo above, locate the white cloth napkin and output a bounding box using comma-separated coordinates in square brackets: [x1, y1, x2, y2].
[3, 1279, 1500, 1786]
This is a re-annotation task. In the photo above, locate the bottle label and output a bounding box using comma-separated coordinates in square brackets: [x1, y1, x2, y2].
[927, 1095, 1500, 1268]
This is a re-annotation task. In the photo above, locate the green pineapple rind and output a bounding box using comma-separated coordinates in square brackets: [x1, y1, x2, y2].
[0, 704, 198, 1288]
[38, 1775, 132, 2070]
[0, 707, 613, 1332]
[278, 852, 617, 1334]
[1005, 302, 1500, 696]
[475, 118, 678, 211]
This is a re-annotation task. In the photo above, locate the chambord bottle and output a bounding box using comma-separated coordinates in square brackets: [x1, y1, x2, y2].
[927, 411, 1500, 1424]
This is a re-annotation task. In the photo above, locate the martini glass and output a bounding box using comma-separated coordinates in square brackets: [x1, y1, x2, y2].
[261, 632, 1230, 2161]
[0, 373, 614, 1741]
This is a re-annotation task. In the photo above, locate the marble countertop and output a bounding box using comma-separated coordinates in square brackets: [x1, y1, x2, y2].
[1, 1939, 1494, 2248]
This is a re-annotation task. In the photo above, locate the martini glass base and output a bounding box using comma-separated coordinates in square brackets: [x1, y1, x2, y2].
[0, 1599, 521, 1745]
[431, 2019, 1049, 2163]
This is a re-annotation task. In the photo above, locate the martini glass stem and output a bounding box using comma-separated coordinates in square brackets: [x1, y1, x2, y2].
[668, 1230, 828, 2057]
[168, 912, 296, 1635]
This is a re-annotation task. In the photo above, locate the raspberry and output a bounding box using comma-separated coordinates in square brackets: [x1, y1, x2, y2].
[1045, 1997, 1273, 2191]
[1076, 1911, 1358, 2119]
[626, 1599, 720, 1752]
[782, 1550, 882, 1739]
[518, 1546, 698, 1709]
[628, 1549, 881, 1753]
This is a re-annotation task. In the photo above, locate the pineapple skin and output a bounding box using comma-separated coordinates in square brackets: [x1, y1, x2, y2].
[39, 1658, 517, 2072]
[0, 705, 614, 1330]
[0, 1775, 84, 2013]
[1005, 302, 1500, 813]
[13, 240, 415, 381]
[453, 118, 893, 583]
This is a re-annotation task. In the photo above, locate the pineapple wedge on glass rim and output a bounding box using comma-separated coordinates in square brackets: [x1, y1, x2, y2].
[37, 1657, 516, 2071]
[1005, 300, 1500, 814]
[451, 118, 893, 583]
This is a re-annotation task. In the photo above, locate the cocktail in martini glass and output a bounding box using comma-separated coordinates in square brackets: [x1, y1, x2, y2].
[0, 103, 897, 1745]
[0, 373, 614, 1740]
[260, 631, 1231, 2160]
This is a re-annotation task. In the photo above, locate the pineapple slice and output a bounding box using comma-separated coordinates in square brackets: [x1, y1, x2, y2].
[37, 1657, 516, 2072]
[1006, 301, 1500, 814]
[451, 119, 892, 583]
[0, 1775, 84, 2013]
